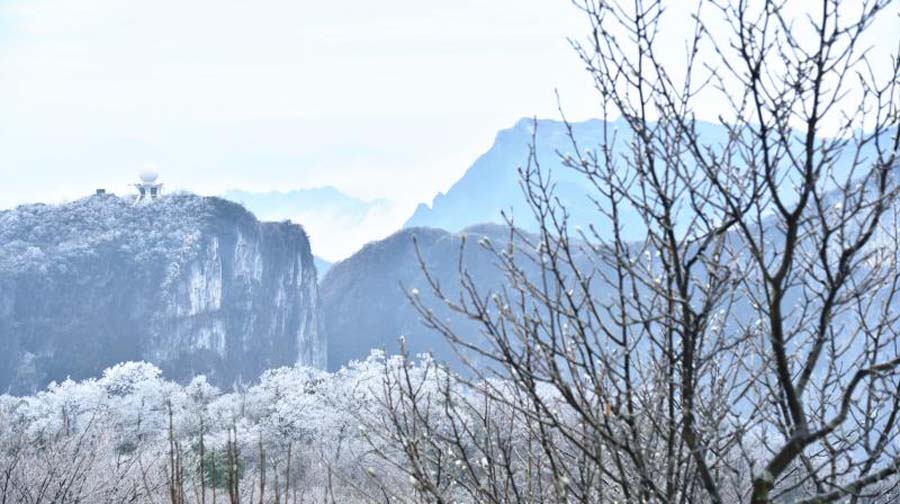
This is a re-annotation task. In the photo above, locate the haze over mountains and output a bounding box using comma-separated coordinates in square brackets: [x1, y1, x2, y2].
[223, 186, 396, 262]
[222, 118, 639, 262]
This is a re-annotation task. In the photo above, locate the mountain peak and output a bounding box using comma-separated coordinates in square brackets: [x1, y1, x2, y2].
[404, 117, 614, 233]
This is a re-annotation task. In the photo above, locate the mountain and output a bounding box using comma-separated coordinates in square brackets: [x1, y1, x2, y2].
[409, 118, 838, 238]
[404, 118, 622, 233]
[407, 118, 897, 237]
[0, 193, 324, 393]
[321, 224, 546, 371]
[223, 186, 397, 261]
[324, 119, 899, 371]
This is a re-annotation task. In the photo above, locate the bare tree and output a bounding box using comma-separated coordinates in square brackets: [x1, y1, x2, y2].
[391, 1, 900, 503]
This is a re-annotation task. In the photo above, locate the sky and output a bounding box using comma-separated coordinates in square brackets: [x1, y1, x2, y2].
[0, 0, 896, 259]
[0, 1, 600, 200]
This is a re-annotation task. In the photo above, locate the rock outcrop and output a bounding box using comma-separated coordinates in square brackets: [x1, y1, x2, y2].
[0, 193, 324, 393]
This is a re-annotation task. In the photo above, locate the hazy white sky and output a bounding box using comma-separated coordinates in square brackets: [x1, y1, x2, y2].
[0, 0, 602, 206]
[0, 0, 896, 259]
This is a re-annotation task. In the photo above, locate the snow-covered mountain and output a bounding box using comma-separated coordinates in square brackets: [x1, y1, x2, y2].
[0, 193, 324, 393]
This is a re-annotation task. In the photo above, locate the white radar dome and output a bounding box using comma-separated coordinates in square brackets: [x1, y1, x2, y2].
[139, 169, 159, 183]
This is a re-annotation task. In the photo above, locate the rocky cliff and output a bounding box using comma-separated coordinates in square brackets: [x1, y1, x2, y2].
[0, 193, 324, 393]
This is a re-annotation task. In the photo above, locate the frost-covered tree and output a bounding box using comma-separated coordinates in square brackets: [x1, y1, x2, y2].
[395, 1, 900, 503]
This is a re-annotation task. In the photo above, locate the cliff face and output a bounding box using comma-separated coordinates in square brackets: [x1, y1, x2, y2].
[0, 193, 324, 393]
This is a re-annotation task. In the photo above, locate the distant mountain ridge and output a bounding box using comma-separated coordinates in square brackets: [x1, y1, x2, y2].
[404, 118, 889, 237]
[225, 186, 390, 222]
[405, 118, 628, 233]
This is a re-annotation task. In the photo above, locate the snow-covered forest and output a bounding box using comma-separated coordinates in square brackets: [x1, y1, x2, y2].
[0, 353, 419, 503]
[0, 352, 591, 503]
[5, 346, 900, 504]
